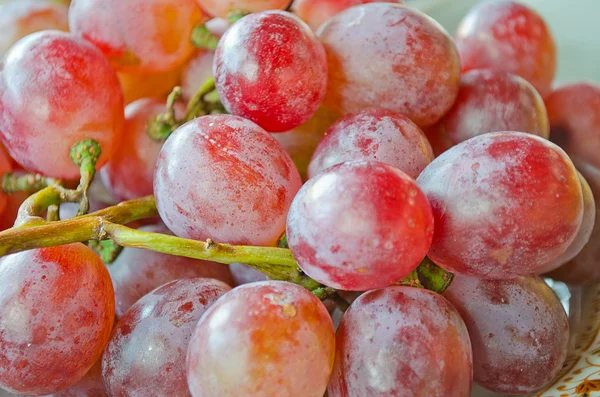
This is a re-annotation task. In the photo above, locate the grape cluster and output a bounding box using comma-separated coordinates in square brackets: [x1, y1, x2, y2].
[0, 0, 595, 396]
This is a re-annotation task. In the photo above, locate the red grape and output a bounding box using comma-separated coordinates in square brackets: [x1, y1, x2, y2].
[292, 0, 402, 31]
[287, 160, 434, 291]
[186, 281, 335, 397]
[329, 286, 472, 397]
[0, 0, 68, 57]
[0, 31, 124, 179]
[181, 51, 215, 100]
[417, 132, 584, 279]
[0, 244, 114, 395]
[50, 359, 106, 397]
[308, 108, 434, 180]
[154, 114, 302, 246]
[118, 67, 184, 105]
[546, 82, 600, 169]
[69, 0, 202, 73]
[100, 98, 185, 201]
[0, 147, 13, 215]
[318, 3, 460, 128]
[214, 11, 327, 132]
[109, 224, 233, 318]
[103, 278, 230, 397]
[229, 263, 267, 285]
[443, 275, 569, 394]
[455, 0, 556, 98]
[195, 0, 291, 18]
[427, 70, 549, 153]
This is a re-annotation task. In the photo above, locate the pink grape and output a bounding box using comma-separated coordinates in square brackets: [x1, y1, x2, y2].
[195, 0, 291, 18]
[229, 263, 267, 285]
[0, 31, 124, 179]
[318, 3, 460, 128]
[103, 278, 230, 397]
[109, 224, 233, 318]
[118, 66, 184, 105]
[287, 160, 434, 291]
[308, 108, 434, 179]
[0, 147, 13, 215]
[49, 359, 106, 397]
[154, 114, 302, 246]
[427, 70, 549, 153]
[0, 0, 68, 57]
[181, 51, 215, 100]
[329, 286, 472, 397]
[100, 98, 185, 201]
[292, 0, 402, 31]
[214, 11, 328, 132]
[417, 132, 584, 279]
[455, 0, 556, 98]
[443, 275, 569, 394]
[69, 0, 202, 73]
[0, 244, 114, 395]
[186, 281, 335, 397]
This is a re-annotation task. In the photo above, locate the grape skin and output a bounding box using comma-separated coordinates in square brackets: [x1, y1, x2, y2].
[48, 359, 106, 397]
[154, 114, 302, 246]
[308, 108, 434, 180]
[318, 3, 461, 128]
[214, 11, 328, 132]
[328, 286, 472, 397]
[0, 147, 13, 215]
[181, 51, 215, 101]
[287, 160, 434, 291]
[0, 31, 124, 179]
[186, 281, 335, 397]
[195, 0, 291, 18]
[229, 263, 267, 285]
[103, 278, 231, 397]
[0, 244, 114, 396]
[118, 67, 183, 105]
[443, 275, 569, 394]
[417, 132, 583, 279]
[455, 0, 556, 98]
[109, 224, 233, 318]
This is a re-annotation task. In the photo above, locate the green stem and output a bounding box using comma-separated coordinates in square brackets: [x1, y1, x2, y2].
[147, 87, 183, 141]
[47, 205, 59, 222]
[2, 173, 61, 195]
[226, 9, 250, 24]
[70, 139, 102, 216]
[417, 257, 454, 293]
[191, 24, 220, 50]
[89, 240, 123, 264]
[183, 78, 217, 122]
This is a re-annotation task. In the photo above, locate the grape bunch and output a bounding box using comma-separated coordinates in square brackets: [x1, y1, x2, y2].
[0, 0, 595, 396]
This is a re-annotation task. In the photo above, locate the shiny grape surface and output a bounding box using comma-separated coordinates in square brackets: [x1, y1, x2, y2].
[181, 51, 214, 100]
[196, 0, 291, 18]
[417, 132, 583, 279]
[427, 70, 549, 152]
[49, 359, 106, 397]
[308, 108, 434, 179]
[154, 114, 302, 246]
[109, 224, 233, 318]
[0, 244, 114, 395]
[229, 263, 267, 285]
[287, 160, 434, 291]
[318, 3, 460, 127]
[0, 0, 68, 57]
[455, 0, 556, 98]
[100, 98, 184, 201]
[103, 278, 231, 397]
[0, 31, 124, 179]
[186, 281, 335, 397]
[329, 286, 472, 397]
[443, 275, 569, 394]
[69, 0, 201, 73]
[214, 11, 327, 132]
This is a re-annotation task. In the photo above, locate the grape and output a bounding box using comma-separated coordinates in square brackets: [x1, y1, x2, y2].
[292, 0, 402, 31]
[100, 98, 185, 201]
[103, 278, 230, 397]
[417, 132, 584, 279]
[214, 11, 327, 132]
[69, 0, 202, 73]
[443, 275, 569, 394]
[0, 192, 28, 232]
[318, 3, 460, 128]
[546, 162, 600, 284]
[287, 160, 434, 291]
[308, 108, 434, 180]
[328, 286, 472, 397]
[181, 51, 215, 100]
[0, 244, 114, 395]
[195, 0, 291, 18]
[118, 67, 184, 105]
[0, 147, 13, 215]
[229, 263, 267, 285]
[49, 359, 106, 397]
[109, 224, 234, 318]
[427, 70, 549, 152]
[546, 82, 600, 169]
[154, 114, 302, 246]
[455, 0, 556, 98]
[186, 281, 335, 397]
[540, 172, 595, 273]
[0, 0, 68, 57]
[0, 31, 124, 179]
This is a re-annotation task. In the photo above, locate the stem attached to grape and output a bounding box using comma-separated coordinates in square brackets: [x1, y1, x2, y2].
[191, 24, 220, 51]
[1, 173, 62, 195]
[70, 139, 102, 216]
